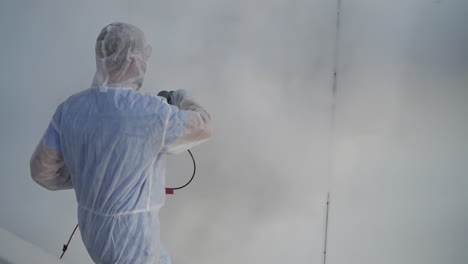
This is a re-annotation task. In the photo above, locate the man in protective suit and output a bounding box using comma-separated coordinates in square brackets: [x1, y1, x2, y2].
[30, 22, 213, 264]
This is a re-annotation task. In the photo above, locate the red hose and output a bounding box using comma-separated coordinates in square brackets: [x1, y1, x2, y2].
[60, 224, 79, 259]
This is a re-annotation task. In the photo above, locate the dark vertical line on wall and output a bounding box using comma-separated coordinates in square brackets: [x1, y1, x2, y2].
[323, 192, 331, 264]
[324, 0, 342, 263]
[332, 0, 342, 97]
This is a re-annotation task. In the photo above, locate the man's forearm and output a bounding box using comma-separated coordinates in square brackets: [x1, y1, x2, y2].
[30, 143, 73, 190]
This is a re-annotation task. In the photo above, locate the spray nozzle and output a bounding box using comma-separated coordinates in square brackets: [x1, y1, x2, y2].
[157, 90, 173, 105]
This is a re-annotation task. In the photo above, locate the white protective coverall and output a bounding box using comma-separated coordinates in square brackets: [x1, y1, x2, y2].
[30, 22, 213, 264]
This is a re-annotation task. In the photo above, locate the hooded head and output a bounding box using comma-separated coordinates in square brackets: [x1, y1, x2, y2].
[92, 22, 152, 90]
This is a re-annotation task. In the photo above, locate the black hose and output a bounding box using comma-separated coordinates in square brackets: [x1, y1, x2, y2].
[167, 149, 196, 190]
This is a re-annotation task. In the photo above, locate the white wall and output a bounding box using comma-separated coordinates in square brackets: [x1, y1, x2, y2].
[327, 1, 468, 263]
[2, 0, 466, 263]
[0, 228, 61, 264]
[0, 0, 335, 263]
